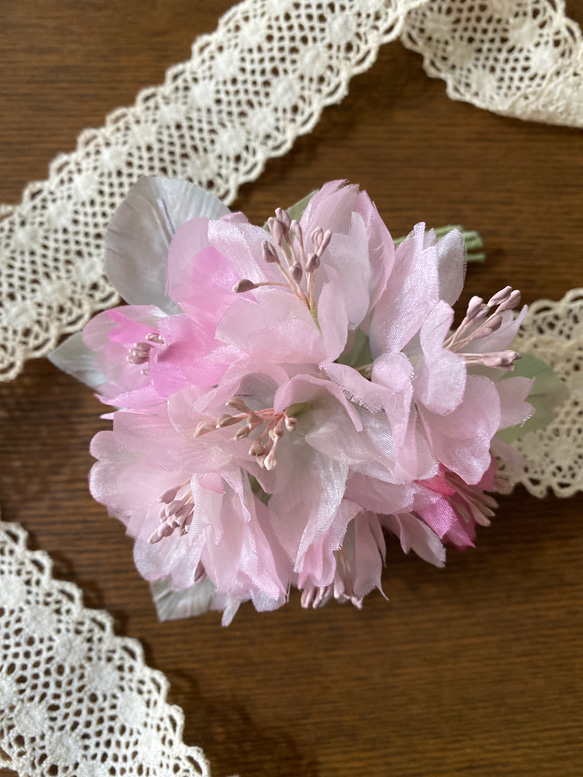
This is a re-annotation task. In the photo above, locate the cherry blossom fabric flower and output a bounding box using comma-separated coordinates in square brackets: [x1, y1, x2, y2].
[50, 176, 536, 625]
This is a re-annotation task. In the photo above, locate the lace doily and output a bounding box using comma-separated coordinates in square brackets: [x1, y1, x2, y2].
[502, 288, 583, 498]
[1, 0, 582, 383]
[0, 520, 212, 777]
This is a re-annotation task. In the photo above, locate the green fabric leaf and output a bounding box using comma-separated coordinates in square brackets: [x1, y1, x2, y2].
[497, 353, 568, 443]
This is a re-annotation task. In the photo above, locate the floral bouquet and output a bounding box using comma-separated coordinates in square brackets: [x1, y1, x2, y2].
[51, 177, 563, 625]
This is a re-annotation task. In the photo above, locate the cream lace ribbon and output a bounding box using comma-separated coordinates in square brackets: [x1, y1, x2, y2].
[503, 288, 583, 498]
[0, 0, 582, 382]
[0, 520, 212, 777]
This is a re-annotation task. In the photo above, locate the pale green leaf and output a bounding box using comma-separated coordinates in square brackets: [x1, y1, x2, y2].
[497, 353, 568, 443]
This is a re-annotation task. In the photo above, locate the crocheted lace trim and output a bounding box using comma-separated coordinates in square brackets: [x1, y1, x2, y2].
[502, 288, 583, 498]
[1, 0, 582, 382]
[402, 0, 583, 127]
[0, 520, 212, 777]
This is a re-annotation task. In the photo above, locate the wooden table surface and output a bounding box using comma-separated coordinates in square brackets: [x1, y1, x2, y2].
[1, 2, 582, 775]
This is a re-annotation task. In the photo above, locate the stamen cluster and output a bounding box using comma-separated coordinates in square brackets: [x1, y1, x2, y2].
[149, 482, 194, 544]
[233, 207, 331, 311]
[127, 331, 165, 375]
[194, 396, 298, 471]
[445, 286, 522, 368]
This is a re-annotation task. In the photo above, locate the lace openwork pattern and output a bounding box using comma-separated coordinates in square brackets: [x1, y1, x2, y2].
[0, 520, 211, 777]
[503, 288, 583, 498]
[1, 0, 582, 383]
[402, 0, 583, 127]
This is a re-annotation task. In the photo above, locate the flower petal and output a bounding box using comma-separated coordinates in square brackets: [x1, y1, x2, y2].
[382, 512, 446, 567]
[416, 300, 466, 415]
[369, 222, 440, 356]
[421, 375, 501, 484]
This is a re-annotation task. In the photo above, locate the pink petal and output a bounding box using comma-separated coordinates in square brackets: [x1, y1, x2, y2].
[416, 300, 467, 415]
[369, 223, 440, 356]
[420, 375, 501, 484]
[382, 513, 446, 567]
[296, 499, 362, 588]
[215, 289, 324, 364]
[167, 215, 239, 325]
[495, 375, 534, 431]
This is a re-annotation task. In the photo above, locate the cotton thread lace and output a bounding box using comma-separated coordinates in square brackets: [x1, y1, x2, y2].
[0, 520, 212, 777]
[499, 288, 583, 498]
[1, 0, 582, 383]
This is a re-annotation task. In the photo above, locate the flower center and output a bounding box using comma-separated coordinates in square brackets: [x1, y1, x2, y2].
[127, 331, 165, 375]
[148, 481, 194, 544]
[194, 396, 310, 470]
[232, 207, 331, 315]
[444, 286, 522, 368]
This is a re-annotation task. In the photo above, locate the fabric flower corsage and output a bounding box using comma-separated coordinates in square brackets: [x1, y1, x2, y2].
[51, 177, 562, 625]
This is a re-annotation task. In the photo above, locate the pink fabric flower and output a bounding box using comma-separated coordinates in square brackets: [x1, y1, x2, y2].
[50, 177, 535, 624]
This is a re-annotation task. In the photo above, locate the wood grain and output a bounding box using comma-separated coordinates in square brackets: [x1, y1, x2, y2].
[1, 2, 582, 776]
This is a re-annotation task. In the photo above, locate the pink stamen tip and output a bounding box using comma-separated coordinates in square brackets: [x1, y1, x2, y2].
[194, 421, 215, 437]
[268, 217, 285, 245]
[498, 289, 522, 312]
[467, 296, 486, 320]
[261, 241, 279, 264]
[318, 229, 332, 255]
[275, 207, 291, 229]
[481, 314, 503, 335]
[290, 220, 302, 242]
[487, 286, 513, 308]
[291, 262, 303, 283]
[269, 426, 284, 441]
[226, 396, 251, 413]
[159, 485, 180, 504]
[233, 278, 257, 293]
[284, 417, 297, 431]
[310, 227, 323, 250]
[249, 440, 266, 456]
[264, 451, 277, 470]
[216, 413, 239, 428]
[306, 253, 320, 273]
[145, 332, 165, 344]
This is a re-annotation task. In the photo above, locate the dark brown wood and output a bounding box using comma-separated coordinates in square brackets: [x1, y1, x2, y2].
[1, 3, 583, 776]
